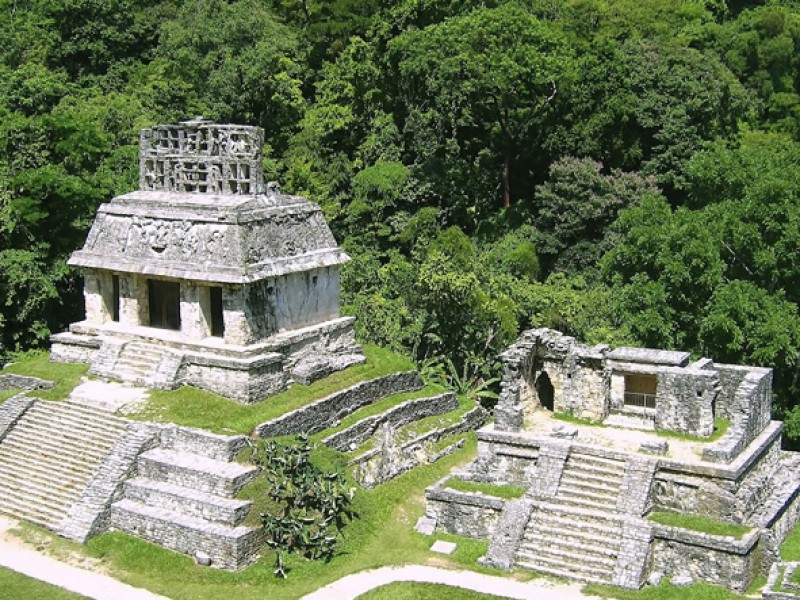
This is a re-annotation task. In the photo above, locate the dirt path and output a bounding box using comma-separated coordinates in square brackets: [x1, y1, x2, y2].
[0, 516, 168, 600]
[302, 565, 603, 600]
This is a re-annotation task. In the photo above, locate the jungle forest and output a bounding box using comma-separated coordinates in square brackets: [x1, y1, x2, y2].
[3, 0, 800, 439]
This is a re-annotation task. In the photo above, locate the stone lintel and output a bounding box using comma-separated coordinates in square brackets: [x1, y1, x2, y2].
[607, 347, 691, 367]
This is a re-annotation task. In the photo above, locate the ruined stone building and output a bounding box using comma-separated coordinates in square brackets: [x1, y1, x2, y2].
[51, 119, 363, 402]
[425, 328, 800, 592]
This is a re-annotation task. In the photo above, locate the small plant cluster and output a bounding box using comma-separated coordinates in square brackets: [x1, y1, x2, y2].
[251, 435, 355, 578]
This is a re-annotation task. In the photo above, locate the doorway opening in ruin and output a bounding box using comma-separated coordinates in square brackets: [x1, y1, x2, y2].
[624, 374, 657, 410]
[148, 279, 181, 331]
[110, 274, 120, 322]
[535, 372, 555, 411]
[210, 286, 224, 337]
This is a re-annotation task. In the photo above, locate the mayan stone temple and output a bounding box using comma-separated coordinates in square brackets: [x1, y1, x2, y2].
[51, 118, 364, 402]
[423, 328, 800, 593]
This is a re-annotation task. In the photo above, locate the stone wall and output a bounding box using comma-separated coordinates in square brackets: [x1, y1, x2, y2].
[255, 371, 423, 437]
[323, 392, 458, 451]
[703, 367, 773, 464]
[650, 524, 761, 592]
[425, 486, 505, 539]
[0, 395, 35, 441]
[653, 367, 717, 437]
[182, 354, 287, 405]
[0, 374, 53, 391]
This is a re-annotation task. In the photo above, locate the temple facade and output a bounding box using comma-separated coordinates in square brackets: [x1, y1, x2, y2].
[51, 119, 364, 402]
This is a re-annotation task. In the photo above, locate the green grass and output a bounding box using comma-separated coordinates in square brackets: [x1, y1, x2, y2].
[2, 351, 88, 400]
[357, 582, 511, 600]
[126, 345, 416, 434]
[648, 511, 751, 539]
[655, 418, 729, 443]
[0, 566, 89, 599]
[442, 478, 525, 500]
[13, 434, 533, 600]
[780, 520, 800, 560]
[0, 388, 21, 404]
[585, 578, 744, 600]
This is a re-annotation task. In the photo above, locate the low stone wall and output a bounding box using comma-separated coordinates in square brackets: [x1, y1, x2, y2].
[425, 485, 505, 539]
[650, 523, 761, 592]
[182, 353, 287, 404]
[323, 392, 458, 451]
[50, 332, 101, 364]
[157, 424, 249, 461]
[0, 374, 53, 391]
[350, 406, 487, 488]
[254, 371, 423, 437]
[757, 457, 800, 571]
[765, 563, 800, 599]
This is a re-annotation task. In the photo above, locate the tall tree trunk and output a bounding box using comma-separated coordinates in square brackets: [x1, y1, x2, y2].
[502, 150, 512, 208]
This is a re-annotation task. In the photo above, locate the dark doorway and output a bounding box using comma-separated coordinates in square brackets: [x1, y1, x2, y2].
[148, 279, 181, 330]
[536, 372, 555, 411]
[210, 286, 224, 337]
[111, 274, 120, 322]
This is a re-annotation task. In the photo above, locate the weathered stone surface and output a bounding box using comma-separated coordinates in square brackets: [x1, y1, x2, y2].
[0, 374, 53, 391]
[482, 498, 534, 569]
[255, 371, 423, 437]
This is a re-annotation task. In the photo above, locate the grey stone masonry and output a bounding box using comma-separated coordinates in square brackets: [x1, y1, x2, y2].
[612, 518, 654, 589]
[651, 523, 760, 592]
[764, 562, 800, 599]
[109, 427, 261, 570]
[481, 498, 535, 569]
[0, 395, 35, 442]
[527, 440, 570, 500]
[323, 392, 458, 452]
[616, 456, 658, 516]
[135, 449, 256, 496]
[0, 400, 128, 530]
[255, 371, 423, 437]
[0, 374, 53, 391]
[59, 419, 158, 543]
[425, 485, 505, 539]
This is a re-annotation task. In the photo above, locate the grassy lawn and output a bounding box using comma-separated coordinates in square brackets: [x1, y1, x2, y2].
[356, 582, 512, 599]
[2, 351, 88, 401]
[0, 389, 21, 404]
[126, 345, 416, 434]
[647, 512, 751, 539]
[442, 478, 525, 500]
[13, 434, 534, 600]
[654, 418, 729, 443]
[0, 566, 89, 600]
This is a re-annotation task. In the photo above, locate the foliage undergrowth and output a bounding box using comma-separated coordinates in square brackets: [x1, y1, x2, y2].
[442, 478, 525, 500]
[126, 345, 415, 434]
[2, 351, 88, 400]
[647, 512, 751, 539]
[357, 582, 510, 600]
[0, 566, 88, 600]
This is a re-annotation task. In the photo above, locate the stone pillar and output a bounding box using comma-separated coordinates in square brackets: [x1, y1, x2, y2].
[222, 286, 253, 345]
[180, 283, 210, 339]
[83, 270, 106, 323]
[119, 274, 148, 327]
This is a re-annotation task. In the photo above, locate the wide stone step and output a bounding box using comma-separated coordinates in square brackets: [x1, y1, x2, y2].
[535, 501, 622, 524]
[521, 532, 619, 561]
[123, 478, 251, 526]
[0, 481, 75, 514]
[0, 438, 110, 469]
[533, 522, 622, 545]
[28, 400, 127, 423]
[110, 499, 259, 570]
[0, 455, 97, 487]
[21, 409, 126, 436]
[558, 473, 622, 495]
[5, 428, 115, 459]
[568, 451, 626, 469]
[556, 485, 618, 506]
[557, 494, 618, 512]
[137, 449, 257, 496]
[0, 495, 65, 528]
[515, 556, 613, 584]
[519, 542, 617, 571]
[564, 461, 625, 480]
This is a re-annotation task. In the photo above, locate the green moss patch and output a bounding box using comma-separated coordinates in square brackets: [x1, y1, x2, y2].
[0, 389, 21, 404]
[2, 351, 88, 400]
[357, 582, 508, 600]
[648, 511, 751, 539]
[585, 578, 744, 600]
[655, 419, 729, 443]
[0, 566, 89, 599]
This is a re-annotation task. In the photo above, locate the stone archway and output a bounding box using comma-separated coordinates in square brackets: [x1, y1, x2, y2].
[535, 372, 555, 412]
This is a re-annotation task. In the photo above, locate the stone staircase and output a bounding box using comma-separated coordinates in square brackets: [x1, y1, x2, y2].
[109, 430, 261, 569]
[91, 340, 183, 390]
[0, 400, 127, 530]
[516, 450, 627, 584]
